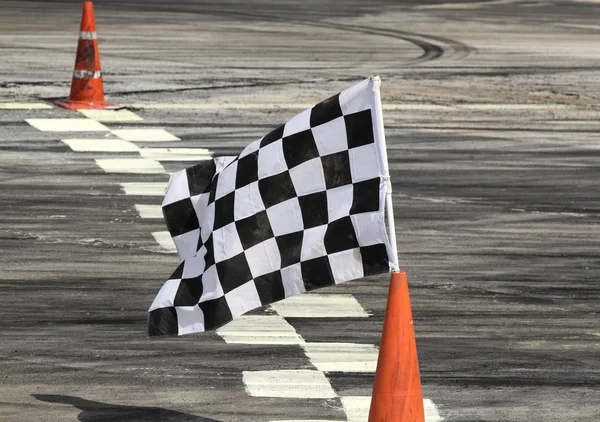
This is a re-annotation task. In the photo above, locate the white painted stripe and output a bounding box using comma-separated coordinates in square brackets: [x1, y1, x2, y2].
[217, 315, 305, 345]
[78, 109, 143, 122]
[95, 158, 166, 174]
[243, 370, 337, 399]
[302, 343, 378, 373]
[0, 103, 52, 109]
[269, 294, 369, 318]
[340, 397, 443, 422]
[340, 396, 371, 422]
[152, 231, 177, 253]
[73, 70, 102, 79]
[134, 204, 163, 219]
[424, 399, 444, 422]
[120, 182, 167, 196]
[271, 420, 340, 422]
[139, 148, 212, 161]
[111, 129, 180, 142]
[62, 138, 140, 152]
[123, 102, 582, 111]
[79, 31, 97, 40]
[26, 118, 109, 132]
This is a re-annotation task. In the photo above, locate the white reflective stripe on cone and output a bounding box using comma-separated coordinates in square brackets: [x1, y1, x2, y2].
[73, 70, 102, 79]
[79, 31, 97, 40]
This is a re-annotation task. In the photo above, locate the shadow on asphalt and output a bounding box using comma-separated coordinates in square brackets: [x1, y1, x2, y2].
[32, 394, 221, 421]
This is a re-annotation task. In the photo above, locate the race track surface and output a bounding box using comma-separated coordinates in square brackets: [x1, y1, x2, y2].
[1, 1, 599, 421]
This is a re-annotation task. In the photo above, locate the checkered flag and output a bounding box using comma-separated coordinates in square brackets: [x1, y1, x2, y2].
[149, 77, 396, 336]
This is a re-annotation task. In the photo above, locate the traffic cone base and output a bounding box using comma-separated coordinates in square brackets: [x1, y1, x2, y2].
[369, 271, 425, 422]
[55, 99, 115, 110]
[56, 2, 114, 110]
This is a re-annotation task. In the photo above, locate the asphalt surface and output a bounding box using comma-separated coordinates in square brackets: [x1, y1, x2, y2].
[1, 0, 599, 421]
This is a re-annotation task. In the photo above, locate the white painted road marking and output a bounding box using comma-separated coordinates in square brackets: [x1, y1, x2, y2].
[269, 294, 370, 318]
[62, 138, 140, 152]
[340, 397, 372, 422]
[134, 204, 163, 219]
[78, 109, 143, 121]
[95, 158, 166, 174]
[111, 128, 180, 142]
[249, 372, 443, 421]
[0, 102, 52, 109]
[120, 182, 167, 196]
[26, 118, 110, 132]
[243, 370, 337, 399]
[217, 315, 305, 345]
[340, 396, 442, 422]
[302, 343, 379, 373]
[152, 231, 177, 253]
[139, 147, 212, 161]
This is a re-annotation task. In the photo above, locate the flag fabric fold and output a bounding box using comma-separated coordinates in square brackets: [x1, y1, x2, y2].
[149, 76, 394, 336]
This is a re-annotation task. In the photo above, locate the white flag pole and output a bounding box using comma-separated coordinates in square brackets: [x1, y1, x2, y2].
[372, 76, 400, 272]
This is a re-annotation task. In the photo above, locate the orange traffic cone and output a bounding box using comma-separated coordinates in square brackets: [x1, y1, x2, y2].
[56, 1, 114, 109]
[369, 271, 425, 422]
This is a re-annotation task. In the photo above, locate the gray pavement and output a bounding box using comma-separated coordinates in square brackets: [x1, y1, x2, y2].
[1, 0, 599, 421]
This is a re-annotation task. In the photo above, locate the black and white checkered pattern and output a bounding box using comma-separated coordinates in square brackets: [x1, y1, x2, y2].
[149, 77, 393, 336]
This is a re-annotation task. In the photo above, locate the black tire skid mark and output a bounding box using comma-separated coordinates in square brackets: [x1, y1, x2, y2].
[190, 8, 476, 64]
